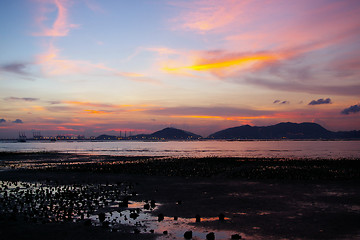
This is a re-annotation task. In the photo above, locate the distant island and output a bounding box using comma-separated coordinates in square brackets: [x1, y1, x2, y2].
[96, 127, 202, 140]
[95, 122, 360, 140]
[207, 122, 360, 140]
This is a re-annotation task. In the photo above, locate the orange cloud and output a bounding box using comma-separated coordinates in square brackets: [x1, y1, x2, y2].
[33, 0, 78, 37]
[172, 115, 273, 122]
[83, 110, 113, 115]
[164, 54, 277, 72]
[32, 106, 45, 111]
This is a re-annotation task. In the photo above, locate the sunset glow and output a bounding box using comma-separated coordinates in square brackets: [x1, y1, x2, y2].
[0, 0, 359, 138]
[163, 55, 277, 72]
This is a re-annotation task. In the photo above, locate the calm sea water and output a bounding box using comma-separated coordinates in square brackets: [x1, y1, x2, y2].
[0, 140, 359, 159]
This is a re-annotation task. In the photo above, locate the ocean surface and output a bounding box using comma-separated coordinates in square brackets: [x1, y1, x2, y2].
[0, 140, 359, 159]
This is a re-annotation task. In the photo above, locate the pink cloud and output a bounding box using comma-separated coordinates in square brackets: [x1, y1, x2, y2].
[35, 42, 158, 84]
[169, 0, 250, 33]
[33, 0, 78, 37]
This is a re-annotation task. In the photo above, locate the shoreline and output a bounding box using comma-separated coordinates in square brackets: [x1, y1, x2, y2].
[1, 152, 360, 239]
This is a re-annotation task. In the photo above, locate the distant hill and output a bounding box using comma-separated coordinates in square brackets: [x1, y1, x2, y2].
[95, 123, 360, 140]
[208, 122, 359, 139]
[95, 134, 118, 140]
[149, 127, 202, 140]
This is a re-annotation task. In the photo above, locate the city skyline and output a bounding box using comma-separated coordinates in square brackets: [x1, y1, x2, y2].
[1, 0, 360, 138]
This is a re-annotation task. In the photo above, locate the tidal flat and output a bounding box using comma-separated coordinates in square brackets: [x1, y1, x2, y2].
[0, 152, 359, 240]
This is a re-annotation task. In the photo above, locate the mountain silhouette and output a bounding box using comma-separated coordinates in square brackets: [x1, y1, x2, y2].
[95, 134, 118, 140]
[208, 122, 338, 139]
[95, 123, 360, 140]
[149, 127, 202, 140]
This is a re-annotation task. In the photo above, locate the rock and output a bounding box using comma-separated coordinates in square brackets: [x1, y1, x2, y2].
[98, 212, 105, 222]
[130, 212, 139, 220]
[231, 234, 242, 239]
[158, 213, 164, 221]
[163, 231, 168, 235]
[206, 232, 215, 240]
[174, 216, 178, 220]
[219, 213, 225, 221]
[184, 230, 193, 239]
[150, 200, 156, 208]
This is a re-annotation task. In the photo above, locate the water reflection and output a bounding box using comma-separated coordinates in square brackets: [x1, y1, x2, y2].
[1, 140, 359, 159]
[0, 180, 250, 240]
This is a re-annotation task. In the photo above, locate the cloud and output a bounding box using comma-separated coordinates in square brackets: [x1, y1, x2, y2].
[0, 62, 30, 75]
[0, 119, 6, 124]
[169, 0, 248, 33]
[273, 100, 289, 104]
[33, 0, 78, 37]
[12, 119, 23, 124]
[4, 97, 39, 102]
[163, 51, 281, 78]
[308, 98, 332, 105]
[166, 0, 360, 96]
[341, 104, 360, 115]
[35, 42, 158, 84]
[244, 77, 360, 96]
[147, 106, 274, 117]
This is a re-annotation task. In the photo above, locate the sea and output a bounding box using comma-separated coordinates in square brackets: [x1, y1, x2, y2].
[0, 140, 359, 159]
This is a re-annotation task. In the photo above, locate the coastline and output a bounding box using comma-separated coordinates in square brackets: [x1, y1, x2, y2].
[1, 152, 359, 239]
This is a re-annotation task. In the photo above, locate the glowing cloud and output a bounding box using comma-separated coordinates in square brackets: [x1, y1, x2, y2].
[83, 110, 113, 115]
[164, 54, 277, 72]
[33, 0, 78, 37]
[170, 0, 247, 32]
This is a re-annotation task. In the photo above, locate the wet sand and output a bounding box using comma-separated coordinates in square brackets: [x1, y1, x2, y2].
[1, 152, 359, 239]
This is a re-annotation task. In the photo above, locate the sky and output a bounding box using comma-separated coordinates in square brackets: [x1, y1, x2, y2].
[1, 0, 360, 138]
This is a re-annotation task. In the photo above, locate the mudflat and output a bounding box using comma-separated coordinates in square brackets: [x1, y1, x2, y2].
[0, 152, 359, 239]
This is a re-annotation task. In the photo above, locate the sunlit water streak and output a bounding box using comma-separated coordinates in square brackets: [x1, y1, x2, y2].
[1, 140, 360, 159]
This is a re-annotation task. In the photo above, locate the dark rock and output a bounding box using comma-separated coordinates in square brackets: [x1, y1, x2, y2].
[231, 234, 242, 239]
[184, 230, 193, 239]
[206, 232, 215, 240]
[158, 213, 164, 222]
[219, 213, 225, 221]
[163, 231, 168, 235]
[98, 212, 105, 222]
[150, 200, 156, 208]
[130, 212, 139, 220]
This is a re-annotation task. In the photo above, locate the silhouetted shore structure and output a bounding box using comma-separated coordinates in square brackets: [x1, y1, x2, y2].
[0, 152, 359, 239]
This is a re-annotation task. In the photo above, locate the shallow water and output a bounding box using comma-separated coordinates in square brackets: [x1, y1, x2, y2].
[1, 140, 360, 159]
[0, 180, 250, 240]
